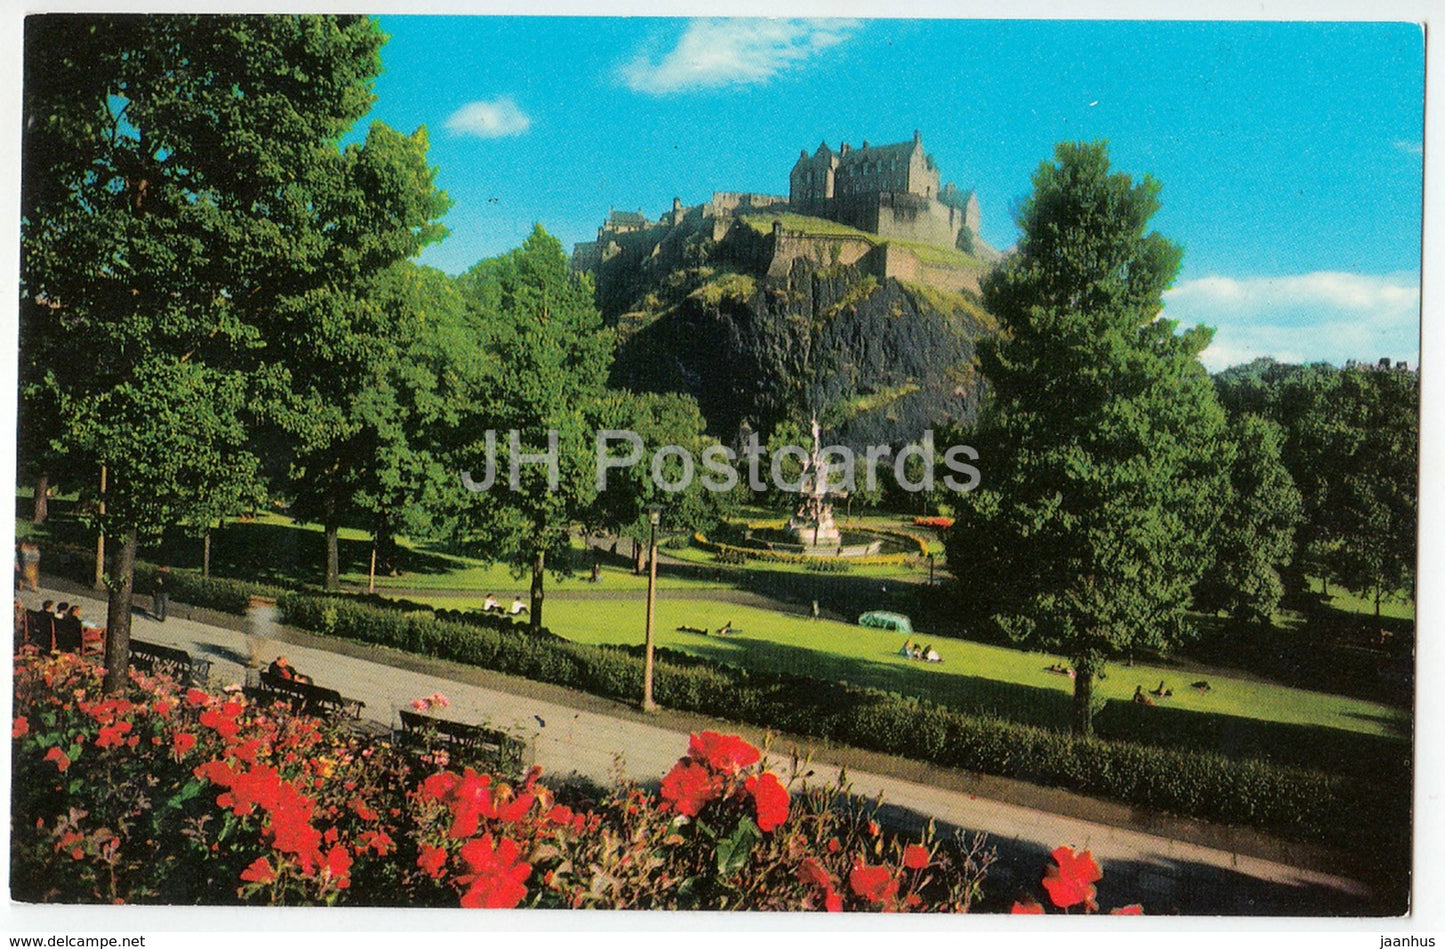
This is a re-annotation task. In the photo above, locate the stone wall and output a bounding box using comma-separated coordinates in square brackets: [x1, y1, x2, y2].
[763, 221, 877, 279]
[827, 192, 963, 251]
[878, 243, 981, 295]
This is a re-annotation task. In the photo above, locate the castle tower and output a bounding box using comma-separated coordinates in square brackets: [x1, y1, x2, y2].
[789, 142, 837, 209]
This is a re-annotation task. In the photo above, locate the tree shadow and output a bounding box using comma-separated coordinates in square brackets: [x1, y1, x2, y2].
[140, 520, 463, 587]
[670, 633, 1409, 781]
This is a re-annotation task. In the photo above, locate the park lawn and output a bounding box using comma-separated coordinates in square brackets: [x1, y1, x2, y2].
[1310, 581, 1415, 622]
[389, 590, 1408, 746]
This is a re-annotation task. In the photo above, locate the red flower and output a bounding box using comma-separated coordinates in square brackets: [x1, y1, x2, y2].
[1042, 846, 1103, 911]
[1011, 898, 1045, 914]
[199, 709, 240, 740]
[849, 863, 899, 907]
[496, 791, 535, 824]
[826, 837, 841, 854]
[903, 844, 930, 870]
[457, 834, 531, 909]
[240, 857, 276, 884]
[417, 843, 447, 879]
[325, 845, 352, 888]
[546, 804, 574, 826]
[744, 771, 790, 831]
[447, 770, 498, 838]
[173, 732, 197, 755]
[44, 746, 70, 772]
[12, 716, 28, 739]
[659, 760, 718, 817]
[687, 731, 760, 774]
[185, 688, 210, 708]
[152, 699, 174, 719]
[1110, 904, 1144, 916]
[419, 770, 460, 803]
[825, 890, 842, 912]
[95, 721, 133, 749]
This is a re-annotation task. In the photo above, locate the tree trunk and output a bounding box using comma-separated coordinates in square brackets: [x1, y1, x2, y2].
[1071, 655, 1097, 737]
[31, 474, 48, 523]
[203, 529, 211, 579]
[94, 466, 108, 590]
[369, 538, 377, 594]
[633, 538, 646, 575]
[324, 521, 340, 591]
[530, 547, 545, 631]
[102, 527, 138, 694]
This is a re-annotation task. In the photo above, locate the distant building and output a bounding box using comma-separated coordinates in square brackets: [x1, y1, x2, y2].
[788, 130, 979, 250]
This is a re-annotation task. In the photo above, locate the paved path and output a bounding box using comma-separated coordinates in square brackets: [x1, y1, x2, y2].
[20, 582, 1394, 916]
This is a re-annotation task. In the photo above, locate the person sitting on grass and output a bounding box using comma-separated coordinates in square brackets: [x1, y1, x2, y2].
[1150, 680, 1172, 699]
[268, 655, 312, 685]
[714, 620, 733, 636]
[1133, 685, 1155, 706]
[509, 596, 529, 616]
[482, 594, 500, 613]
[899, 640, 914, 658]
[1191, 680, 1212, 692]
[924, 644, 942, 663]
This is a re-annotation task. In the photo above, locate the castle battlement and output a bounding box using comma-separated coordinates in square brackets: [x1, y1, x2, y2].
[572, 131, 985, 277]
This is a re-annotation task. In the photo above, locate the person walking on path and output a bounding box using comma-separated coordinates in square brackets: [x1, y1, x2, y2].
[152, 567, 170, 622]
[18, 541, 40, 592]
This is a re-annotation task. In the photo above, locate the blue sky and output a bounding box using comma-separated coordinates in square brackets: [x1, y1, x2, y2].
[356, 17, 1424, 371]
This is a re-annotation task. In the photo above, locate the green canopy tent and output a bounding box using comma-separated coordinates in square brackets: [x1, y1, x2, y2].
[858, 611, 913, 635]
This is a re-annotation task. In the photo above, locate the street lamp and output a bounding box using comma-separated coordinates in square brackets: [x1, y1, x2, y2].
[641, 505, 662, 713]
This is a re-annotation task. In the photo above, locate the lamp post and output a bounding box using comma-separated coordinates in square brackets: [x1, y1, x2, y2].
[641, 505, 661, 713]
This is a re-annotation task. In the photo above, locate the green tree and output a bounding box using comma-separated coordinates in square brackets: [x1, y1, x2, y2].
[20, 14, 409, 689]
[1323, 367, 1418, 622]
[1192, 414, 1301, 624]
[278, 128, 453, 590]
[452, 226, 615, 630]
[588, 391, 736, 572]
[944, 141, 1230, 735]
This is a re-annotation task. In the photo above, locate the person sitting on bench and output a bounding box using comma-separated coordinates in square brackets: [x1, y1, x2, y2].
[268, 655, 312, 685]
[52, 606, 84, 654]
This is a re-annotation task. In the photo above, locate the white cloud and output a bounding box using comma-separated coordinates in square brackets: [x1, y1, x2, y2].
[620, 19, 858, 95]
[444, 97, 531, 139]
[1161, 271, 1420, 372]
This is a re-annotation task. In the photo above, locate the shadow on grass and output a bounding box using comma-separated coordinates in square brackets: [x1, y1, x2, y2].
[673, 634, 1409, 781]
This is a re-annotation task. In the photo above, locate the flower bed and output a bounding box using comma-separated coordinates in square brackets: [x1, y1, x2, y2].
[12, 648, 1033, 909]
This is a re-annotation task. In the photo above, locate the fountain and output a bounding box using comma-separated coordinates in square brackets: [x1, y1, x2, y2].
[788, 417, 843, 549]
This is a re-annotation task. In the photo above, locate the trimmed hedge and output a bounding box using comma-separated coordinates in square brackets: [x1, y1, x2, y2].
[275, 590, 1401, 850]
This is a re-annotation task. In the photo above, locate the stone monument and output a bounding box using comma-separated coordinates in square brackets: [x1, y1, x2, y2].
[788, 417, 843, 548]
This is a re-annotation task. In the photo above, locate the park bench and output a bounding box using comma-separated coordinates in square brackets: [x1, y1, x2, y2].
[129, 638, 212, 687]
[396, 708, 527, 775]
[245, 669, 365, 721]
